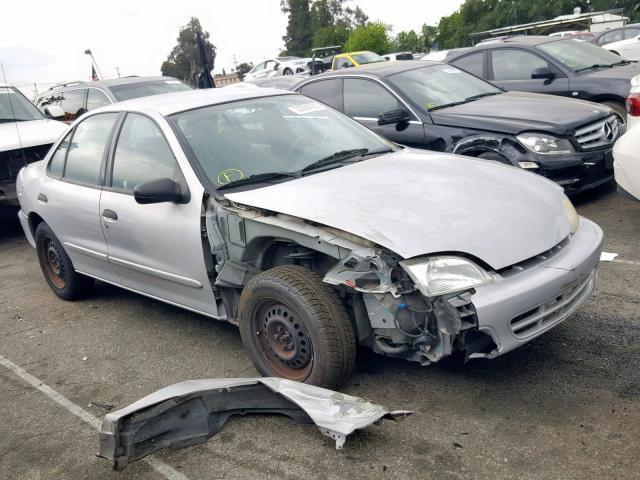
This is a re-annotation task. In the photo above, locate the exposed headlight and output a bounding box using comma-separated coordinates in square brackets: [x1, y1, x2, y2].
[518, 161, 539, 169]
[563, 194, 580, 234]
[517, 133, 574, 155]
[400, 256, 495, 297]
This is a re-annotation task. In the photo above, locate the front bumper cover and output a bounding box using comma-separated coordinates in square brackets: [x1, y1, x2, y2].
[98, 377, 412, 471]
[469, 217, 602, 358]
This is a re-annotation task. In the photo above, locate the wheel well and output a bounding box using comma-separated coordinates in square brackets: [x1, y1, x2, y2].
[28, 212, 45, 238]
[257, 240, 336, 276]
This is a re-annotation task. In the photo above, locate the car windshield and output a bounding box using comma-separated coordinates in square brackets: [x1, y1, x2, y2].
[538, 39, 626, 71]
[110, 79, 192, 101]
[351, 52, 386, 64]
[0, 87, 43, 122]
[388, 64, 502, 111]
[171, 94, 395, 190]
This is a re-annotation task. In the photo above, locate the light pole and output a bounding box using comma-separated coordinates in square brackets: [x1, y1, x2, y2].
[84, 49, 103, 80]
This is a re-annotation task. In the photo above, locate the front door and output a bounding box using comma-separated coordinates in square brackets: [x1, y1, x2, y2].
[99, 112, 217, 317]
[342, 78, 425, 147]
[488, 48, 569, 96]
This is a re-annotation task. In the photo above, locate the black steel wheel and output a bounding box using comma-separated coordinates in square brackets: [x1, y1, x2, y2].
[35, 222, 94, 300]
[239, 265, 356, 388]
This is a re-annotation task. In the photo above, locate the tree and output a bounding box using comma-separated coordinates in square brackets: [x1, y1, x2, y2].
[420, 24, 439, 52]
[391, 30, 421, 52]
[235, 62, 254, 80]
[161, 18, 216, 86]
[281, 0, 313, 56]
[344, 22, 391, 54]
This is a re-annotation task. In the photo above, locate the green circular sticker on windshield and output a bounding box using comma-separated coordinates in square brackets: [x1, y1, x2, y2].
[217, 168, 244, 185]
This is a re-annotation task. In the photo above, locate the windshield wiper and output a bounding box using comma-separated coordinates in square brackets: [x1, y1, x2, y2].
[574, 63, 615, 73]
[300, 148, 370, 173]
[609, 59, 636, 66]
[217, 171, 301, 190]
[428, 92, 501, 111]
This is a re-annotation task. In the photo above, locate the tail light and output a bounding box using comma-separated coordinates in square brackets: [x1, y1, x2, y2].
[627, 93, 640, 117]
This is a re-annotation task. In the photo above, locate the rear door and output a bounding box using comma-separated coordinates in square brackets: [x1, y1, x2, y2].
[488, 48, 569, 96]
[39, 112, 120, 282]
[99, 112, 217, 317]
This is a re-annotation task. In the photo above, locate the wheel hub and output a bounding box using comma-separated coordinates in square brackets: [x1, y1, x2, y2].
[261, 304, 311, 370]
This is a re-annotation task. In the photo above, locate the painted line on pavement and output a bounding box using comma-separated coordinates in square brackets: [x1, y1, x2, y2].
[0, 354, 189, 480]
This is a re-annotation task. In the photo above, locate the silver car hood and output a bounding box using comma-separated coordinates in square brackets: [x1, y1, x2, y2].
[0, 119, 67, 151]
[225, 149, 571, 270]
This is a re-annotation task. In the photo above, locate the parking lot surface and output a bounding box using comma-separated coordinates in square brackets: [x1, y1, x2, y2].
[1, 184, 639, 480]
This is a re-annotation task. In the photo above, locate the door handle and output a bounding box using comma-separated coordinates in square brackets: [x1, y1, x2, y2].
[102, 209, 118, 221]
[37, 193, 48, 203]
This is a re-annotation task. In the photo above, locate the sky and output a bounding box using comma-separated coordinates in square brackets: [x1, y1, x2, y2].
[0, 0, 464, 98]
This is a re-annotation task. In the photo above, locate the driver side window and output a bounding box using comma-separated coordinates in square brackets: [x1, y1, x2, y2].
[335, 57, 354, 69]
[110, 113, 180, 193]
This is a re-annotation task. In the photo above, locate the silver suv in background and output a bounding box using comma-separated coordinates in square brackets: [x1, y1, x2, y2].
[35, 76, 192, 123]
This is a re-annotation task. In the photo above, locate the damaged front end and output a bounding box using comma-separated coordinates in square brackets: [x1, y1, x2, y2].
[323, 250, 496, 364]
[98, 377, 411, 471]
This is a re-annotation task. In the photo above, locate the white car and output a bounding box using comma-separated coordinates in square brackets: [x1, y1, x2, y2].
[613, 123, 640, 201]
[1, 84, 67, 208]
[244, 57, 315, 82]
[627, 74, 640, 129]
[603, 34, 640, 61]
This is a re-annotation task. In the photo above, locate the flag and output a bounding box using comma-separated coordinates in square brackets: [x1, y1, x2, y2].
[196, 31, 215, 89]
[91, 65, 99, 81]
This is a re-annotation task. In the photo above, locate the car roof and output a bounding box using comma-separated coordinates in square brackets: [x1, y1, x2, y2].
[94, 87, 294, 116]
[474, 35, 561, 47]
[307, 59, 443, 79]
[39, 76, 185, 95]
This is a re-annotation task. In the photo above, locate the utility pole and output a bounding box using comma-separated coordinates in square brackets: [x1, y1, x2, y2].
[84, 49, 104, 79]
[233, 54, 238, 70]
[115, 67, 121, 78]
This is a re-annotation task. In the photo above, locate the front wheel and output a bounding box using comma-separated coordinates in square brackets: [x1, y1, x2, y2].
[282, 68, 293, 75]
[35, 222, 94, 300]
[238, 265, 356, 388]
[600, 101, 627, 125]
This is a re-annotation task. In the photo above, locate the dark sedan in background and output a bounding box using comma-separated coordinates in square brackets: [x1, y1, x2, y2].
[438, 36, 639, 120]
[292, 61, 622, 193]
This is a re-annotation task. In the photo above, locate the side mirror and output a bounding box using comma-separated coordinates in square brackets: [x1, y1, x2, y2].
[378, 108, 411, 126]
[133, 178, 186, 205]
[531, 67, 556, 80]
[44, 105, 65, 120]
[273, 63, 280, 71]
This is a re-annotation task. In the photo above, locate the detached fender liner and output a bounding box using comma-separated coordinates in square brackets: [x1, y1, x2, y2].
[98, 377, 412, 470]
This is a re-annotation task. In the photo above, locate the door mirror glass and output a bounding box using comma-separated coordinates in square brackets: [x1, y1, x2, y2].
[378, 108, 411, 125]
[44, 105, 65, 119]
[531, 67, 556, 79]
[133, 178, 184, 204]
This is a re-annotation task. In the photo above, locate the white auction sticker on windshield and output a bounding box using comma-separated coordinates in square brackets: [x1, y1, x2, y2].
[165, 80, 182, 84]
[442, 68, 462, 73]
[287, 102, 327, 115]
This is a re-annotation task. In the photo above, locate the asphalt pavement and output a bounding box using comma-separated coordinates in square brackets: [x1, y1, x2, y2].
[0, 183, 638, 480]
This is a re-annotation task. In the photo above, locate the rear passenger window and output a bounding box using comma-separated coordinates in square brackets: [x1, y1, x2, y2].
[111, 114, 179, 192]
[63, 113, 118, 185]
[298, 80, 341, 110]
[451, 52, 485, 77]
[47, 133, 72, 177]
[86, 89, 111, 111]
[61, 89, 86, 121]
[343, 79, 401, 118]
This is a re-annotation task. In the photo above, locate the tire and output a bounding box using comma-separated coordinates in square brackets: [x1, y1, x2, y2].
[238, 265, 356, 388]
[35, 222, 94, 300]
[601, 101, 627, 125]
[283, 68, 293, 75]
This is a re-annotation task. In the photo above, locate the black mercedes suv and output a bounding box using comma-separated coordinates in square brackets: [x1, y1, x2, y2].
[292, 60, 623, 193]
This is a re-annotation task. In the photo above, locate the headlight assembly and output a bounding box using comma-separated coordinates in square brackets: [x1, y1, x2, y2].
[563, 194, 580, 234]
[516, 133, 574, 155]
[399, 256, 495, 297]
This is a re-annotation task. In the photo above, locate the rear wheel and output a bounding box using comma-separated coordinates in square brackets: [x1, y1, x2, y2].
[283, 68, 293, 75]
[35, 222, 94, 300]
[238, 265, 356, 388]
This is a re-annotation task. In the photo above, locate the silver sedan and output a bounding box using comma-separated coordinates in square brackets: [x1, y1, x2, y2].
[16, 88, 602, 388]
